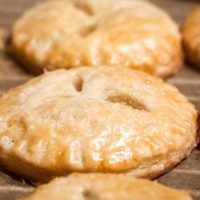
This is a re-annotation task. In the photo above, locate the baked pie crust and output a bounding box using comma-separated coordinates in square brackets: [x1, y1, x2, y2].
[11, 0, 182, 77]
[20, 173, 192, 200]
[183, 7, 200, 67]
[0, 67, 197, 182]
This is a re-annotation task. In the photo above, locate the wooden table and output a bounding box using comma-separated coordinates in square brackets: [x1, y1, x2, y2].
[0, 0, 199, 199]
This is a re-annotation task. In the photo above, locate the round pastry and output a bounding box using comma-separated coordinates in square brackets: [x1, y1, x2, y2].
[20, 173, 192, 200]
[11, 0, 182, 77]
[183, 7, 200, 67]
[0, 67, 197, 182]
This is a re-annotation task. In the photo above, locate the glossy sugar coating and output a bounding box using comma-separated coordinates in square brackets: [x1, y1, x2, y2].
[11, 0, 182, 77]
[20, 173, 192, 200]
[183, 7, 200, 67]
[0, 67, 197, 182]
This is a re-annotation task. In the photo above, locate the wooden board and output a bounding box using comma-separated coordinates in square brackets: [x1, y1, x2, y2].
[0, 0, 199, 199]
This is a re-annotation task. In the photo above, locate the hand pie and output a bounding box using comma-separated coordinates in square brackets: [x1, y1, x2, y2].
[0, 67, 197, 182]
[183, 7, 200, 67]
[20, 174, 192, 200]
[11, 0, 182, 77]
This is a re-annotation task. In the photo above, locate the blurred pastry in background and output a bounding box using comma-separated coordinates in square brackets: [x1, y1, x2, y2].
[183, 7, 200, 68]
[0, 67, 197, 182]
[0, 28, 4, 50]
[11, 0, 182, 77]
[19, 173, 192, 200]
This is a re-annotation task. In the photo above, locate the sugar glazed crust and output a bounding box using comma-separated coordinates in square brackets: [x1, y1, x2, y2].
[0, 67, 197, 182]
[20, 174, 192, 200]
[183, 7, 200, 67]
[11, 0, 182, 77]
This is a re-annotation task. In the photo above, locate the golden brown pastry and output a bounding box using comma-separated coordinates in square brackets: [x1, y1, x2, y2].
[0, 67, 197, 182]
[20, 174, 192, 200]
[11, 0, 182, 77]
[183, 7, 200, 67]
[0, 28, 4, 50]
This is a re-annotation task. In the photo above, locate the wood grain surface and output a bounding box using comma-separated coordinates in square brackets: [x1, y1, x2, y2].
[0, 0, 199, 199]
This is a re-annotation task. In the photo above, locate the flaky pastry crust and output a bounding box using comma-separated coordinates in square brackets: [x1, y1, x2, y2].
[11, 0, 182, 77]
[0, 67, 197, 182]
[20, 173, 192, 200]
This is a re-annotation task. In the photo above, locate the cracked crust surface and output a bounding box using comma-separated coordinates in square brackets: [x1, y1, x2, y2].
[20, 173, 192, 200]
[0, 67, 197, 182]
[11, 0, 182, 77]
[183, 7, 200, 67]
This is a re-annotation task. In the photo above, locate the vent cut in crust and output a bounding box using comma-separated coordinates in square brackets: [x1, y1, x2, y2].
[11, 0, 182, 77]
[0, 67, 197, 182]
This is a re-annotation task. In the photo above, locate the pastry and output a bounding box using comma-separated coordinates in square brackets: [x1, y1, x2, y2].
[20, 173, 192, 200]
[11, 0, 182, 77]
[0, 28, 4, 50]
[0, 67, 197, 182]
[183, 7, 200, 67]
